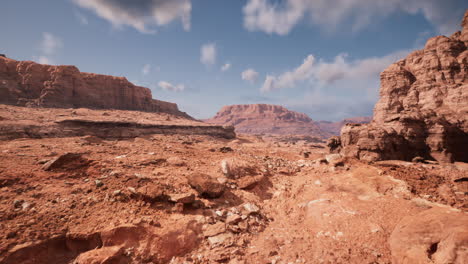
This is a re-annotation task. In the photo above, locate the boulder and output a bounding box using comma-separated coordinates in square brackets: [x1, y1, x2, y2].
[186, 173, 225, 198]
[389, 208, 468, 264]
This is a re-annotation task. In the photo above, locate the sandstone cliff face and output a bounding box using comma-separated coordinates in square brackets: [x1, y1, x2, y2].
[339, 10, 468, 163]
[206, 104, 329, 138]
[0, 57, 190, 118]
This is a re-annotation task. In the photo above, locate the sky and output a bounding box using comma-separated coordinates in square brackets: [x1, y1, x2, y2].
[2, 0, 467, 121]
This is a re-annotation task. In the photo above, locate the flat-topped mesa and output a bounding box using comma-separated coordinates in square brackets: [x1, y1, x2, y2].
[0, 56, 190, 118]
[206, 104, 330, 138]
[338, 10, 468, 163]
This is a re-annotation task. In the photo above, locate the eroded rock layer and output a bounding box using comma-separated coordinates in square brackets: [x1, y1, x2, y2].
[339, 10, 468, 163]
[0, 57, 190, 118]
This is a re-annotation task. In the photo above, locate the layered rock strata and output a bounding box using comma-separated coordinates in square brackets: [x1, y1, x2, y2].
[0, 57, 190, 118]
[339, 10, 468, 163]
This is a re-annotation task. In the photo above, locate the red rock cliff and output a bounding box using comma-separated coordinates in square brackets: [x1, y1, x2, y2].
[339, 10, 468, 163]
[0, 57, 190, 118]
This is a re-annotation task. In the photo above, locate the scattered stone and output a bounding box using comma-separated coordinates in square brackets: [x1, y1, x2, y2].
[169, 193, 195, 204]
[412, 156, 425, 163]
[187, 173, 225, 198]
[95, 180, 103, 188]
[203, 222, 226, 237]
[221, 159, 231, 177]
[325, 154, 342, 164]
[42, 153, 90, 171]
[113, 190, 122, 196]
[226, 214, 242, 225]
[237, 175, 263, 189]
[13, 199, 23, 208]
[242, 203, 260, 214]
[208, 233, 234, 247]
[136, 184, 167, 202]
[219, 147, 233, 153]
[167, 156, 186, 166]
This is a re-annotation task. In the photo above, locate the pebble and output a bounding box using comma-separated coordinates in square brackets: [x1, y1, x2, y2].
[95, 180, 103, 187]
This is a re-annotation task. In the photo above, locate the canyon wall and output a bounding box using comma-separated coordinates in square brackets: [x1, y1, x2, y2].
[0, 57, 190, 118]
[338, 10, 468, 163]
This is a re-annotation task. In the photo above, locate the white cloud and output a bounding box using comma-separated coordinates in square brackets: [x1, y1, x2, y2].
[72, 0, 192, 34]
[34, 32, 63, 65]
[142, 64, 151, 75]
[74, 10, 89, 25]
[262, 55, 315, 92]
[221, 63, 231, 72]
[41, 32, 63, 55]
[158, 81, 185, 92]
[200, 43, 216, 66]
[243, 0, 464, 35]
[261, 50, 409, 92]
[241, 68, 259, 83]
[36, 56, 54, 65]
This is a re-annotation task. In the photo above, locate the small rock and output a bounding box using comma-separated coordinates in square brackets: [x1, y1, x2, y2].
[136, 184, 167, 202]
[95, 180, 103, 188]
[203, 222, 226, 237]
[226, 214, 242, 225]
[187, 173, 225, 198]
[13, 199, 23, 208]
[325, 154, 342, 164]
[221, 159, 231, 177]
[208, 233, 234, 247]
[242, 203, 260, 214]
[113, 190, 122, 196]
[237, 175, 263, 190]
[219, 147, 233, 153]
[412, 156, 425, 163]
[167, 157, 186, 166]
[169, 193, 195, 204]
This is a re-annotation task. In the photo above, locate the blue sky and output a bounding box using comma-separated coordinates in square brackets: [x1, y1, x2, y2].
[2, 0, 467, 121]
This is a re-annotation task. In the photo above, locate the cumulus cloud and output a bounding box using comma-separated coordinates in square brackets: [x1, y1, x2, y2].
[200, 43, 216, 66]
[142, 64, 151, 75]
[41, 32, 63, 55]
[261, 50, 409, 92]
[158, 81, 185, 92]
[221, 63, 231, 72]
[34, 32, 63, 65]
[72, 0, 192, 33]
[36, 56, 54, 65]
[243, 0, 464, 35]
[241, 68, 259, 83]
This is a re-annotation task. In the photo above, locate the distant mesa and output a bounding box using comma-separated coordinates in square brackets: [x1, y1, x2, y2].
[0, 54, 5, 58]
[335, 9, 468, 163]
[206, 104, 365, 138]
[0, 56, 190, 118]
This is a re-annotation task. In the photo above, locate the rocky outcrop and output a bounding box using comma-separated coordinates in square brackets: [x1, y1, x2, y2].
[0, 56, 190, 118]
[338, 10, 468, 163]
[0, 119, 236, 140]
[317, 117, 371, 136]
[206, 104, 330, 138]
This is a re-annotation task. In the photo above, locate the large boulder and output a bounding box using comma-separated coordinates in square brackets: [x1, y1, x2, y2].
[389, 208, 468, 264]
[338, 10, 468, 163]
